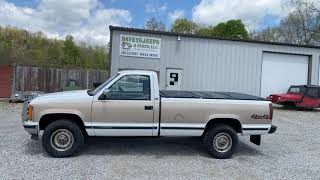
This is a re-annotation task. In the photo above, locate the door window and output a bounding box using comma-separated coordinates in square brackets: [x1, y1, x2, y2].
[106, 75, 150, 100]
[306, 88, 320, 98]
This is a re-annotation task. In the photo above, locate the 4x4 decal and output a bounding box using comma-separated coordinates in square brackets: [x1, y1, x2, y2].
[251, 114, 270, 119]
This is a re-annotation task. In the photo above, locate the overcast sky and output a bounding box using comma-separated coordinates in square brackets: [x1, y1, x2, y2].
[0, 0, 296, 46]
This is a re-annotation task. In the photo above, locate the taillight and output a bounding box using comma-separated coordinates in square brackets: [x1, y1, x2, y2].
[269, 103, 273, 120]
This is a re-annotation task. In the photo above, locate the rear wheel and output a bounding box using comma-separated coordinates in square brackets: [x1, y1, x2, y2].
[42, 120, 84, 158]
[203, 124, 238, 159]
[297, 107, 313, 111]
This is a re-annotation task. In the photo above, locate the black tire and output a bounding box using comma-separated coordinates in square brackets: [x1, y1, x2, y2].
[42, 120, 84, 158]
[297, 107, 313, 111]
[306, 107, 313, 111]
[203, 124, 238, 159]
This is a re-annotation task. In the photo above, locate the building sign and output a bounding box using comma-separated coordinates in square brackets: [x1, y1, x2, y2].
[120, 34, 161, 59]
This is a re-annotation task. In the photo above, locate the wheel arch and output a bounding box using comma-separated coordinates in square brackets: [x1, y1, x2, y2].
[203, 118, 242, 136]
[39, 113, 87, 136]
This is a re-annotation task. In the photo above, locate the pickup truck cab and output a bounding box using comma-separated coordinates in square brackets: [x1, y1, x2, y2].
[22, 70, 276, 159]
[268, 85, 320, 110]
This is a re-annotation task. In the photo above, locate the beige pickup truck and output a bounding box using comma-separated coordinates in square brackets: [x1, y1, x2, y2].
[22, 70, 276, 159]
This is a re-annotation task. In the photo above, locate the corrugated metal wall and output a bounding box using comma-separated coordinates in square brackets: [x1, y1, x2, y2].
[111, 30, 320, 96]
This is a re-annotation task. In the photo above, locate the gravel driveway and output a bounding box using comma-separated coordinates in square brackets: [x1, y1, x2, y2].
[0, 102, 319, 180]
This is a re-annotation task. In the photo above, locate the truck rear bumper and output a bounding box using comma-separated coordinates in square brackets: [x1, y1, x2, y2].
[268, 125, 277, 134]
[242, 124, 271, 135]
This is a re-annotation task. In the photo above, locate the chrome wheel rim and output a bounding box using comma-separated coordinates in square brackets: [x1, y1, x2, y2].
[50, 129, 74, 152]
[213, 132, 232, 153]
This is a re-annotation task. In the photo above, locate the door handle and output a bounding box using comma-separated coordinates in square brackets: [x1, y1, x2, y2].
[145, 106, 153, 110]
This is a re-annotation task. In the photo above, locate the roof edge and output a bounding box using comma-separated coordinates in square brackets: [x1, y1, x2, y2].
[109, 26, 320, 49]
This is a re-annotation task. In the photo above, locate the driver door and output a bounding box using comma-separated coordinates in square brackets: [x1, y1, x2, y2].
[91, 74, 155, 136]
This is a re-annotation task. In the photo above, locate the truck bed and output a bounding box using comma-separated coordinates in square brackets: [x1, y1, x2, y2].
[160, 90, 266, 101]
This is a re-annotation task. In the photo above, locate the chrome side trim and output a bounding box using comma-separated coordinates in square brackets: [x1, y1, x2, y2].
[84, 122, 156, 136]
[241, 124, 271, 135]
[160, 123, 205, 136]
[160, 129, 204, 136]
[85, 128, 95, 136]
[84, 122, 206, 137]
[92, 129, 153, 136]
[160, 123, 205, 129]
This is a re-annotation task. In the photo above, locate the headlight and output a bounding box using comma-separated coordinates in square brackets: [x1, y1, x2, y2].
[27, 105, 33, 121]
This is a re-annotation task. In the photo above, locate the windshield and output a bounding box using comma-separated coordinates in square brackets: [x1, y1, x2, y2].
[288, 86, 306, 94]
[88, 73, 119, 96]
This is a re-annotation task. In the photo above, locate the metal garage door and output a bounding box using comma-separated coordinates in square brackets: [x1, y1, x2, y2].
[261, 52, 309, 98]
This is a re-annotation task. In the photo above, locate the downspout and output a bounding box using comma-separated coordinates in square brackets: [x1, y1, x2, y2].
[108, 26, 113, 78]
[11, 63, 16, 98]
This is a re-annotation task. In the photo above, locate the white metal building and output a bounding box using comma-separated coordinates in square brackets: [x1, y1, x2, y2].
[109, 26, 320, 98]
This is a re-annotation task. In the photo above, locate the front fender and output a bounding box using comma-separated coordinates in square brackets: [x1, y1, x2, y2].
[36, 108, 87, 123]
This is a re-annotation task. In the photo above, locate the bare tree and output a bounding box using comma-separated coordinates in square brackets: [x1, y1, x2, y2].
[279, 0, 320, 45]
[144, 17, 166, 31]
[253, 0, 320, 46]
[253, 27, 282, 42]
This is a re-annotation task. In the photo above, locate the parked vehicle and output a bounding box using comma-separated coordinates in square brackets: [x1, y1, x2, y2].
[10, 91, 44, 103]
[268, 85, 320, 110]
[22, 70, 276, 159]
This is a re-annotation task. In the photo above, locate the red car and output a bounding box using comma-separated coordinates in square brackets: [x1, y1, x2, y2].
[268, 85, 320, 110]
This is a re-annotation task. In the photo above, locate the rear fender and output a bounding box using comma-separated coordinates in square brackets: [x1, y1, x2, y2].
[207, 114, 241, 123]
[205, 114, 242, 134]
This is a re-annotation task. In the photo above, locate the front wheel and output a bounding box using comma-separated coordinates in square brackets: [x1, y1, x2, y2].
[42, 120, 84, 158]
[203, 124, 238, 159]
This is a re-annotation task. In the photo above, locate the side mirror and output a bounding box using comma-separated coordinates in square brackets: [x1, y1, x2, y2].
[99, 88, 111, 100]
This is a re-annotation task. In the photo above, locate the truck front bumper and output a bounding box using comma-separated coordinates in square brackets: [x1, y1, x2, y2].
[268, 125, 277, 134]
[23, 120, 39, 135]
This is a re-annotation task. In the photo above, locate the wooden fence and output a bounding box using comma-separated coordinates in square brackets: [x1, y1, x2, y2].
[14, 65, 109, 93]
